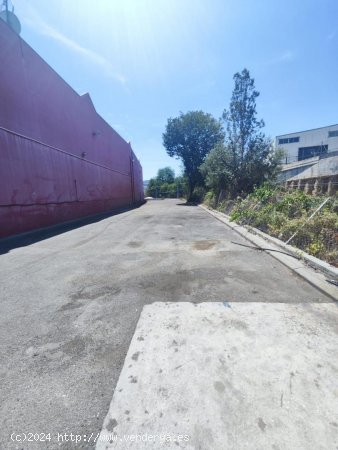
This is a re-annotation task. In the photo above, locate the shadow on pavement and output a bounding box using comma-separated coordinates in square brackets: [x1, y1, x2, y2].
[176, 202, 198, 206]
[0, 204, 143, 255]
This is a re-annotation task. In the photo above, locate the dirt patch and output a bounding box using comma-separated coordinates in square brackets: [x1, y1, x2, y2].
[193, 240, 217, 250]
[70, 285, 121, 301]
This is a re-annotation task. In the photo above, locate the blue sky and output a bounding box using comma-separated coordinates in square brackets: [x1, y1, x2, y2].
[10, 0, 338, 180]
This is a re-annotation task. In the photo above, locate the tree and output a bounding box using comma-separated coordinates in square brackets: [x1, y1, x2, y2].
[145, 167, 187, 198]
[156, 167, 175, 184]
[163, 111, 224, 201]
[175, 175, 189, 198]
[220, 68, 281, 197]
[200, 143, 232, 198]
[146, 178, 158, 197]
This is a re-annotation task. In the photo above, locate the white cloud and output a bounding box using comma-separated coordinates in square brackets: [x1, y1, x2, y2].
[21, 5, 126, 84]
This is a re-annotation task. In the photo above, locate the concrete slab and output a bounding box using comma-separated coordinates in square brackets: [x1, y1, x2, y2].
[97, 302, 338, 450]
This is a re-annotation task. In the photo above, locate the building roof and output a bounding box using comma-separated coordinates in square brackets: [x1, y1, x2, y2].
[276, 123, 338, 138]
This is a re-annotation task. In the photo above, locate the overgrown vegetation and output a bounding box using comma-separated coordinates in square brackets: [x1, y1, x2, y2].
[204, 184, 338, 266]
[146, 167, 188, 198]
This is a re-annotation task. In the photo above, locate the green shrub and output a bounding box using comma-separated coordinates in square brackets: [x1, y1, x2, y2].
[203, 191, 216, 208]
[227, 185, 338, 266]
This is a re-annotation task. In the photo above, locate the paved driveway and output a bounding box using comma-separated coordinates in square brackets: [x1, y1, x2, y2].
[0, 199, 332, 449]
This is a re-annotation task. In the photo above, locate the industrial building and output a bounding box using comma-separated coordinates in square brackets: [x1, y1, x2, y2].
[276, 124, 338, 194]
[0, 11, 144, 239]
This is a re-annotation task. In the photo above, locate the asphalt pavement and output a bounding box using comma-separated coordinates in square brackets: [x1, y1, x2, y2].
[0, 199, 333, 449]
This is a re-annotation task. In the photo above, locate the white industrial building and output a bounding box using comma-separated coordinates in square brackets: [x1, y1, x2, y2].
[276, 124, 338, 194]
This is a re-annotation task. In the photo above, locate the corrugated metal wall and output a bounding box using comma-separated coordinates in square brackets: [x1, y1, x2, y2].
[0, 20, 144, 238]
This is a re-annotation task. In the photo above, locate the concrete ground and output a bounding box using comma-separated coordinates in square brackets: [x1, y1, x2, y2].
[0, 199, 333, 450]
[97, 302, 338, 450]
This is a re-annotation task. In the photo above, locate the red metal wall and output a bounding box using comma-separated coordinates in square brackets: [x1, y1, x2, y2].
[0, 20, 143, 238]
